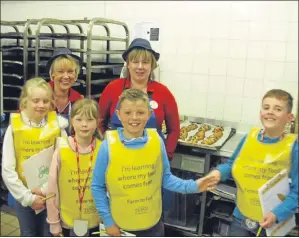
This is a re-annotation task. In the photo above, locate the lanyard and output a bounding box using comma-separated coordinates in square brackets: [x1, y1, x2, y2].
[73, 136, 95, 215]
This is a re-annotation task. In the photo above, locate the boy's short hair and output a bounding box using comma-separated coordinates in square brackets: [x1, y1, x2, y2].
[118, 88, 149, 109]
[262, 89, 293, 113]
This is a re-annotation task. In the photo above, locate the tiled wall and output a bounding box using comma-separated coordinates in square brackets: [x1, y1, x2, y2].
[1, 1, 298, 126]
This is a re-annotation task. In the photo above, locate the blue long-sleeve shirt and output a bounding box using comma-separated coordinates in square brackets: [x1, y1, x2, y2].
[91, 128, 198, 228]
[217, 131, 298, 223]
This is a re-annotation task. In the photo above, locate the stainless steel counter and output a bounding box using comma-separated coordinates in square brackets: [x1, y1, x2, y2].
[215, 132, 246, 158]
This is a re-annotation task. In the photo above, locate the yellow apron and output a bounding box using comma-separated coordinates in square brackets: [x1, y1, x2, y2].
[11, 111, 60, 186]
[106, 129, 163, 231]
[58, 137, 102, 229]
[232, 127, 297, 221]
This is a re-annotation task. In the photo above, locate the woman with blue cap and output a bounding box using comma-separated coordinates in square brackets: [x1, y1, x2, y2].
[98, 38, 180, 160]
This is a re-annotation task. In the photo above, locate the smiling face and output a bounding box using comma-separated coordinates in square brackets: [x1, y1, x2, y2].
[127, 49, 157, 84]
[260, 97, 293, 136]
[71, 113, 97, 140]
[116, 99, 152, 138]
[24, 87, 51, 123]
[50, 56, 79, 92]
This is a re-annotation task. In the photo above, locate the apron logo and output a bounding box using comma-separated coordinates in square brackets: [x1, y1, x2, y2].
[149, 100, 158, 109]
[38, 165, 49, 178]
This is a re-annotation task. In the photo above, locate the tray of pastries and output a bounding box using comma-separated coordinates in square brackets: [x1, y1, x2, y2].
[178, 120, 235, 150]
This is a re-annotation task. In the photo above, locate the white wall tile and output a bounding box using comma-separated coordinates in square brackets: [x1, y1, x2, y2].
[209, 58, 227, 76]
[287, 22, 299, 42]
[159, 54, 177, 72]
[231, 2, 250, 21]
[263, 80, 281, 94]
[285, 43, 298, 62]
[228, 40, 247, 59]
[229, 22, 249, 40]
[247, 41, 267, 60]
[176, 36, 195, 56]
[287, 1, 298, 22]
[210, 2, 232, 23]
[227, 59, 246, 78]
[268, 2, 289, 23]
[268, 23, 288, 42]
[190, 74, 209, 93]
[243, 79, 264, 99]
[210, 39, 229, 57]
[264, 61, 285, 81]
[222, 96, 243, 122]
[283, 63, 298, 83]
[194, 22, 212, 38]
[208, 75, 226, 95]
[193, 56, 210, 74]
[188, 92, 208, 117]
[265, 42, 286, 61]
[226, 77, 245, 97]
[194, 38, 211, 56]
[248, 2, 270, 23]
[160, 72, 175, 93]
[206, 93, 225, 120]
[241, 97, 261, 125]
[211, 22, 230, 39]
[176, 56, 194, 73]
[245, 60, 265, 80]
[248, 22, 269, 41]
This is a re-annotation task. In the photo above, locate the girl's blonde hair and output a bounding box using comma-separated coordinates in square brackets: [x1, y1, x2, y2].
[19, 77, 54, 110]
[69, 98, 103, 140]
[49, 55, 80, 78]
[126, 49, 158, 79]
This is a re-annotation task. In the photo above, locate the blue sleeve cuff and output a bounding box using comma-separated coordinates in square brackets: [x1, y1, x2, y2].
[103, 215, 115, 228]
[189, 180, 198, 193]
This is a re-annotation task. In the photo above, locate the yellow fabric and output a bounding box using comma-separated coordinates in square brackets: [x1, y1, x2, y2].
[11, 111, 60, 186]
[232, 127, 296, 221]
[106, 129, 163, 231]
[58, 137, 102, 228]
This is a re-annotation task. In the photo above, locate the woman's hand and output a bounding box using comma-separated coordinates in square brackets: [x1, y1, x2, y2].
[31, 195, 46, 210]
[106, 224, 121, 236]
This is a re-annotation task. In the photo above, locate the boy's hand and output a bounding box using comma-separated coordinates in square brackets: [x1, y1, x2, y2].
[206, 169, 221, 182]
[196, 175, 218, 192]
[106, 224, 121, 236]
[259, 212, 277, 228]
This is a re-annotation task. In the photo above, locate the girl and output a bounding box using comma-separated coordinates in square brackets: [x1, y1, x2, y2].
[1, 77, 68, 236]
[46, 98, 103, 237]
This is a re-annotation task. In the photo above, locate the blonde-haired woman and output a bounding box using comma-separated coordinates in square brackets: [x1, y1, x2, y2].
[46, 98, 103, 237]
[1, 77, 67, 236]
[47, 48, 83, 120]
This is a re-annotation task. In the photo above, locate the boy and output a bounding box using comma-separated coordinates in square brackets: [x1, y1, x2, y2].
[91, 88, 217, 237]
[206, 89, 298, 236]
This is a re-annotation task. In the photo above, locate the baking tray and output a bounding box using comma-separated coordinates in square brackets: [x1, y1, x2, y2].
[178, 120, 236, 151]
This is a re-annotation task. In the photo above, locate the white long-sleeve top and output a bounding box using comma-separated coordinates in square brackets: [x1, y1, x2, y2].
[1, 111, 68, 207]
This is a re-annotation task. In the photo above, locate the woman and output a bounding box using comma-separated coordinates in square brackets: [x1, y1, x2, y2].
[47, 48, 83, 120]
[98, 38, 180, 160]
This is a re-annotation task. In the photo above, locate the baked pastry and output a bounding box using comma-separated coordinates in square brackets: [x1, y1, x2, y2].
[201, 135, 218, 145]
[186, 123, 198, 131]
[195, 130, 205, 140]
[179, 127, 188, 140]
[213, 126, 224, 133]
[199, 124, 211, 132]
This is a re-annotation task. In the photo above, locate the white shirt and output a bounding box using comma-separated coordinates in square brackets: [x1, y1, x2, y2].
[1, 111, 68, 207]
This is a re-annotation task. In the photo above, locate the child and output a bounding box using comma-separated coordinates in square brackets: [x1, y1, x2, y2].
[205, 89, 298, 236]
[91, 88, 217, 237]
[46, 98, 103, 237]
[1, 77, 68, 236]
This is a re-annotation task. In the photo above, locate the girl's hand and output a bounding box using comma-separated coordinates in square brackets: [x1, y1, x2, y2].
[31, 187, 43, 196]
[31, 195, 46, 210]
[196, 175, 218, 192]
[106, 224, 121, 236]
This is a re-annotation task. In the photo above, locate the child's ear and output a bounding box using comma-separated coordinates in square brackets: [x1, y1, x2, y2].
[116, 110, 121, 122]
[287, 113, 294, 124]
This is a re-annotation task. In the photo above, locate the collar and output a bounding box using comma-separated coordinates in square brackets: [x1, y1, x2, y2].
[259, 129, 284, 142]
[124, 78, 155, 93]
[117, 127, 148, 145]
[49, 81, 81, 103]
[21, 111, 46, 127]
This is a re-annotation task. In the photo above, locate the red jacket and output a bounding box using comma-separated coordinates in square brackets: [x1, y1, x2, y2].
[98, 78, 180, 159]
[49, 81, 83, 115]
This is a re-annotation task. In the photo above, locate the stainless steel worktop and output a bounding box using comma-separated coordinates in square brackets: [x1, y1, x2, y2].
[215, 132, 245, 158]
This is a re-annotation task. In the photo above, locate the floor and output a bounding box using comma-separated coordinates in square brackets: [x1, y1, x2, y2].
[0, 204, 20, 236]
